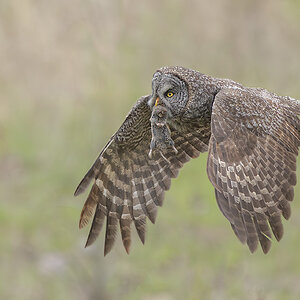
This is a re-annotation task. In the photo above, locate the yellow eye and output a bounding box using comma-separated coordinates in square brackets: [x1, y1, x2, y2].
[166, 92, 174, 98]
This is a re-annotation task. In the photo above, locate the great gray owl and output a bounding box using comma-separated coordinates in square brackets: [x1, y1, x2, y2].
[75, 66, 300, 255]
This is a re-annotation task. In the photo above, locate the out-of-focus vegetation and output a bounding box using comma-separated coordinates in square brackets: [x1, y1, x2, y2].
[1, 1, 300, 299]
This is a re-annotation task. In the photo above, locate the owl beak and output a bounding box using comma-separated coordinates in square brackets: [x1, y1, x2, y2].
[155, 97, 160, 106]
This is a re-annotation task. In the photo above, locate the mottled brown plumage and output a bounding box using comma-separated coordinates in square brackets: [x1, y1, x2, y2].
[75, 66, 300, 255]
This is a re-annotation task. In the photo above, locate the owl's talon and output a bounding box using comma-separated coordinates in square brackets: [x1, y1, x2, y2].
[148, 149, 153, 159]
[159, 152, 171, 164]
[172, 145, 178, 155]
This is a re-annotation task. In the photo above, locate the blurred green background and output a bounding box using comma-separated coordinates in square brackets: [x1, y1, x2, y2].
[1, 1, 300, 299]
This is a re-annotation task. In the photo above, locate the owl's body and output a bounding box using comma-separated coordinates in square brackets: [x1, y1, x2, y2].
[75, 66, 300, 255]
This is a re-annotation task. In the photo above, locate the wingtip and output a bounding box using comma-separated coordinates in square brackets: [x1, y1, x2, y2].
[139, 235, 145, 245]
[273, 230, 284, 242]
[148, 212, 157, 224]
[136, 227, 146, 244]
[103, 242, 131, 256]
[249, 248, 256, 254]
[84, 238, 92, 248]
[104, 245, 112, 257]
[74, 163, 98, 197]
[247, 242, 258, 254]
[123, 240, 131, 254]
[74, 185, 84, 197]
[262, 245, 271, 254]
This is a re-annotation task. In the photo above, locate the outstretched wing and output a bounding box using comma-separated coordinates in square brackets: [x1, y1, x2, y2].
[75, 95, 208, 255]
[207, 88, 300, 253]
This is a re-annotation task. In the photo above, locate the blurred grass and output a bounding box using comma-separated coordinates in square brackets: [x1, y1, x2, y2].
[1, 0, 300, 299]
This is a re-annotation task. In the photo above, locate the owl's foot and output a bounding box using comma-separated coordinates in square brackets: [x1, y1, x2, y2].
[148, 145, 178, 162]
[159, 151, 171, 164]
[172, 145, 178, 155]
[148, 149, 153, 159]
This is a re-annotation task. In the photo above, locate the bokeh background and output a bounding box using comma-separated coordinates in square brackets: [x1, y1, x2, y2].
[1, 0, 300, 299]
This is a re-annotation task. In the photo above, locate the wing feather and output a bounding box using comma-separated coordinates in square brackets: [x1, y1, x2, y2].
[75, 95, 208, 254]
[85, 203, 106, 247]
[207, 88, 300, 253]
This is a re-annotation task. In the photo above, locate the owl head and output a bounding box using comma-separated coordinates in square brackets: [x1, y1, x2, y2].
[148, 67, 189, 117]
[148, 66, 217, 120]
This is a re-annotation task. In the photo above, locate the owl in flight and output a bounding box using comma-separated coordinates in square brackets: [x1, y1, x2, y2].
[75, 66, 300, 255]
